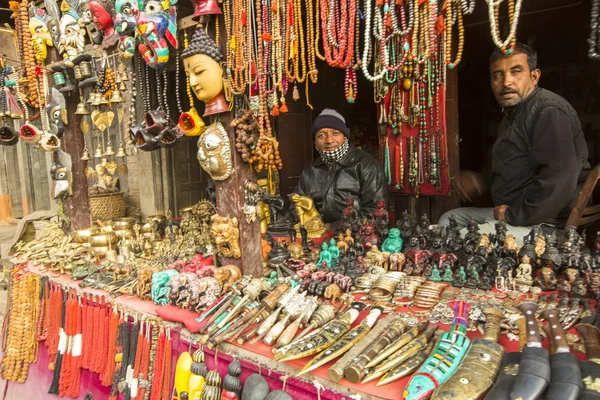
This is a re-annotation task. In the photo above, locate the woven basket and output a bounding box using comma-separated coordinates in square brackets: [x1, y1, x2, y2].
[89, 192, 127, 221]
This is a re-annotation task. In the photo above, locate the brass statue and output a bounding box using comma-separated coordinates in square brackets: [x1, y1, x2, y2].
[289, 193, 326, 239]
[210, 215, 241, 258]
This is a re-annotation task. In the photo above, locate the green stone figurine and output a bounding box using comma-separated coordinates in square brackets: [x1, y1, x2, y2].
[442, 263, 454, 283]
[381, 228, 403, 253]
[454, 266, 467, 288]
[317, 242, 333, 268]
[429, 264, 442, 282]
[329, 238, 340, 261]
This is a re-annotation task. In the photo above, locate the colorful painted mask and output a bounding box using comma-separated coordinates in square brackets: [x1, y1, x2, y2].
[135, 0, 178, 68]
[115, 0, 142, 58]
[78, 2, 103, 45]
[89, 0, 118, 49]
[29, 7, 54, 64]
[59, 0, 86, 66]
[197, 122, 232, 181]
[47, 87, 68, 137]
[50, 150, 72, 200]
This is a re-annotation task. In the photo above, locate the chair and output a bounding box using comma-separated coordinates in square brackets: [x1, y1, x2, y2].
[564, 165, 600, 231]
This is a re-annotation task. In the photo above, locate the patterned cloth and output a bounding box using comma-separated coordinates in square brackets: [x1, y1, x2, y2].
[318, 138, 349, 170]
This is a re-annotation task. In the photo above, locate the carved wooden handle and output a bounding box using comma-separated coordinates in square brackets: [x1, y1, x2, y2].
[515, 316, 527, 351]
[541, 308, 569, 351]
[576, 324, 600, 362]
[482, 308, 504, 343]
[517, 302, 542, 345]
[277, 317, 303, 348]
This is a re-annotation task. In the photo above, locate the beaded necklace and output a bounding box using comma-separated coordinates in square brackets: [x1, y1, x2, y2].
[589, 0, 600, 60]
[486, 0, 522, 54]
[361, 0, 387, 81]
[321, 0, 356, 68]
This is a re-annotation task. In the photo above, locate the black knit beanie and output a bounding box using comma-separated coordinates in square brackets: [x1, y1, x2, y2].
[310, 109, 350, 140]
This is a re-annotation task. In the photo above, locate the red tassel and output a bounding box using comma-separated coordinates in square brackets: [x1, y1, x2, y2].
[280, 103, 288, 113]
[261, 33, 272, 41]
[271, 105, 280, 116]
[241, 11, 247, 26]
[251, 61, 256, 75]
[436, 16, 446, 35]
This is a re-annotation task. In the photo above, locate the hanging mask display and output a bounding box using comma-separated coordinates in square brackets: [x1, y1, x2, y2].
[135, 0, 178, 69]
[78, 1, 103, 45]
[210, 214, 241, 258]
[59, 0, 87, 66]
[47, 87, 68, 137]
[182, 28, 228, 116]
[178, 107, 205, 137]
[197, 122, 232, 181]
[29, 7, 54, 64]
[88, 0, 118, 49]
[44, 0, 62, 50]
[50, 149, 73, 200]
[115, 0, 142, 58]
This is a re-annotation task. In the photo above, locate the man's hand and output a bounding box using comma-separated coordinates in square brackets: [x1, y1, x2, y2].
[494, 204, 509, 221]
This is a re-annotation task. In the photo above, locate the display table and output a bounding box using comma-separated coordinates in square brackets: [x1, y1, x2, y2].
[1, 264, 589, 400]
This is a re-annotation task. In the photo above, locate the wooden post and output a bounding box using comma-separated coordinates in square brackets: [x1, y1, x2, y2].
[214, 114, 263, 277]
[61, 92, 91, 231]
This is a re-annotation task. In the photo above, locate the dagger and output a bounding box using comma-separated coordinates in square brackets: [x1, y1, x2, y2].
[364, 321, 429, 369]
[296, 307, 383, 376]
[510, 302, 550, 400]
[376, 340, 435, 387]
[580, 298, 597, 326]
[541, 308, 583, 400]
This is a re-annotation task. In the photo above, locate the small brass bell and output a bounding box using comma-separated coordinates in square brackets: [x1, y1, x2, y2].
[105, 142, 115, 156]
[94, 143, 103, 158]
[91, 92, 101, 106]
[101, 157, 108, 167]
[110, 89, 124, 103]
[119, 81, 127, 92]
[75, 99, 90, 115]
[99, 95, 109, 105]
[81, 147, 90, 160]
[116, 144, 127, 157]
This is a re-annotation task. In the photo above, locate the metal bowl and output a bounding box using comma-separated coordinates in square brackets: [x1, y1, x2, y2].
[147, 214, 166, 224]
[113, 217, 136, 230]
[88, 232, 118, 247]
[73, 227, 102, 244]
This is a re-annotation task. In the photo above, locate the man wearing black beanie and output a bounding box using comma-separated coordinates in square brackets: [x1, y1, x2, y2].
[294, 108, 387, 228]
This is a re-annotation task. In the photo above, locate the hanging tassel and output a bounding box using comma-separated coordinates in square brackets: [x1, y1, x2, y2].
[271, 105, 280, 116]
[241, 11, 247, 26]
[280, 102, 288, 113]
[261, 33, 272, 42]
[293, 85, 300, 101]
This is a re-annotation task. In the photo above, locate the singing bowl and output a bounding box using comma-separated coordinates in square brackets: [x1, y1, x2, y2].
[114, 228, 135, 238]
[88, 232, 118, 247]
[113, 217, 136, 230]
[147, 214, 166, 224]
[73, 227, 103, 243]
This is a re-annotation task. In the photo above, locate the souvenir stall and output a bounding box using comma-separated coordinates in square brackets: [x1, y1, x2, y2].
[3, 0, 600, 400]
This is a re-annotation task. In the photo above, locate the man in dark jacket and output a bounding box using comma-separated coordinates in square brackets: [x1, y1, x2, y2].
[439, 43, 590, 243]
[294, 108, 387, 228]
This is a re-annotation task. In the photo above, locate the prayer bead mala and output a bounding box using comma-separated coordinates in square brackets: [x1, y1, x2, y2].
[321, 0, 356, 68]
[486, 0, 522, 54]
[1, 267, 40, 383]
[35, 277, 50, 341]
[445, 0, 465, 69]
[231, 106, 260, 164]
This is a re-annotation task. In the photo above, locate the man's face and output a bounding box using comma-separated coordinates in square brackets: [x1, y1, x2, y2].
[315, 128, 346, 152]
[490, 52, 541, 107]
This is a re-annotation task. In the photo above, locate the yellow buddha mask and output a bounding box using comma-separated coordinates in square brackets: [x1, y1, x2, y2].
[184, 54, 223, 104]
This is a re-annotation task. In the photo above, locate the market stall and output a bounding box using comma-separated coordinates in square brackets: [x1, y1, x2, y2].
[2, 0, 600, 399]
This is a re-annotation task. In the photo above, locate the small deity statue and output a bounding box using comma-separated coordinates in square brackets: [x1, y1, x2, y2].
[429, 264, 442, 282]
[419, 212, 431, 239]
[446, 215, 460, 239]
[523, 225, 546, 246]
[464, 219, 481, 246]
[454, 266, 467, 288]
[317, 242, 333, 269]
[491, 220, 508, 246]
[429, 233, 446, 255]
[373, 199, 390, 240]
[360, 223, 379, 250]
[557, 277, 572, 298]
[329, 238, 340, 262]
[465, 265, 481, 289]
[291, 193, 326, 239]
[381, 228, 403, 253]
[534, 234, 547, 260]
[397, 210, 413, 241]
[573, 277, 587, 298]
[340, 194, 361, 235]
[364, 245, 386, 269]
[495, 264, 506, 291]
[337, 233, 349, 251]
[344, 228, 355, 246]
[515, 255, 534, 287]
[389, 252, 406, 271]
[441, 263, 454, 283]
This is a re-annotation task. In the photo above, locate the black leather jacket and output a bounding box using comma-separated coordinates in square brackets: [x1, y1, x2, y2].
[295, 145, 388, 225]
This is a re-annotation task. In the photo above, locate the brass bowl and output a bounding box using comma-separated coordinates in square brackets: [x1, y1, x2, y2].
[147, 214, 166, 225]
[73, 227, 102, 243]
[89, 232, 118, 247]
[113, 217, 136, 230]
[101, 224, 114, 232]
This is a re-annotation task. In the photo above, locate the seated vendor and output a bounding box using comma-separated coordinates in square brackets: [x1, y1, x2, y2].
[294, 108, 387, 229]
[439, 43, 590, 243]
